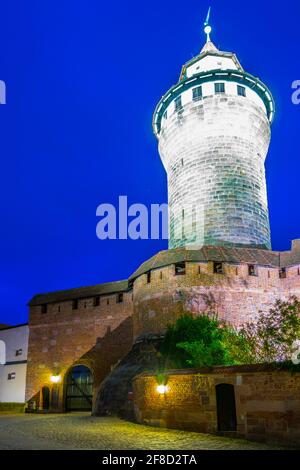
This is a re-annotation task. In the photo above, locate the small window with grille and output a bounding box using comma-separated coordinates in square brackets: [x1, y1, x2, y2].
[279, 268, 287, 279]
[237, 85, 246, 97]
[41, 304, 47, 314]
[192, 86, 202, 101]
[248, 264, 258, 276]
[174, 96, 182, 112]
[175, 262, 186, 275]
[215, 83, 225, 94]
[213, 262, 224, 274]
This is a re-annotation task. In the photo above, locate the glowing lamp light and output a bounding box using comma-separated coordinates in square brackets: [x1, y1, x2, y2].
[204, 25, 212, 35]
[157, 384, 168, 394]
[50, 374, 60, 383]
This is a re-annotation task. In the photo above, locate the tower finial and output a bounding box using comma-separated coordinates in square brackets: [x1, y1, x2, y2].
[203, 6, 212, 42]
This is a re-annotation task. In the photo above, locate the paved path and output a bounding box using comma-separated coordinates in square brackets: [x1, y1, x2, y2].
[0, 413, 280, 450]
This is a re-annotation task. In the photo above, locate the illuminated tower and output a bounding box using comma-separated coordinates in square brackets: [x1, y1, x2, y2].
[153, 12, 275, 249]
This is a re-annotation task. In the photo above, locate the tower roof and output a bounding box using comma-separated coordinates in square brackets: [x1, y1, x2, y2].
[200, 40, 219, 55]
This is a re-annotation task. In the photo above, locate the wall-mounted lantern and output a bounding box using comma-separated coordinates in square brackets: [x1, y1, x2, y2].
[50, 374, 61, 384]
[156, 384, 168, 394]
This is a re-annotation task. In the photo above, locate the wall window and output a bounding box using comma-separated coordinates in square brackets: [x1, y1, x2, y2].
[248, 264, 258, 276]
[215, 83, 225, 94]
[174, 96, 182, 112]
[93, 296, 100, 307]
[175, 262, 186, 275]
[237, 85, 246, 97]
[213, 262, 224, 274]
[72, 299, 78, 310]
[116, 293, 123, 303]
[192, 86, 202, 101]
[107, 298, 110, 305]
[146, 271, 151, 284]
[15, 349, 22, 357]
[279, 268, 287, 279]
[8, 372, 16, 380]
[163, 110, 168, 120]
[41, 304, 47, 314]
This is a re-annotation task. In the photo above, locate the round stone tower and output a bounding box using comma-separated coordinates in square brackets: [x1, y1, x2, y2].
[153, 27, 275, 250]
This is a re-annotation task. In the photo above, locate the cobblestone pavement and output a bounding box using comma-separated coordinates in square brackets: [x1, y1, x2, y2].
[0, 413, 281, 450]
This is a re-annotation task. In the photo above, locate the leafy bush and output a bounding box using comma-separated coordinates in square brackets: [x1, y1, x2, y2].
[160, 297, 300, 368]
[240, 296, 300, 363]
[160, 314, 244, 368]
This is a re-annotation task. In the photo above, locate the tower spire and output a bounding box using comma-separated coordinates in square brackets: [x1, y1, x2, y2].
[204, 6, 212, 42]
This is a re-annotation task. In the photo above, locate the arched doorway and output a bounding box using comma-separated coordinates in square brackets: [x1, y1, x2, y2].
[65, 365, 93, 411]
[42, 386, 50, 410]
[216, 383, 237, 432]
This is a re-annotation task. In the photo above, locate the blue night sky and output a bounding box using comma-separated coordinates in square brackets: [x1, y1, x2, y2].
[0, 0, 299, 325]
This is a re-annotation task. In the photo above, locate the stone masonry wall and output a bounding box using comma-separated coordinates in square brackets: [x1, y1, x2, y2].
[158, 94, 271, 249]
[26, 290, 133, 410]
[132, 261, 300, 338]
[133, 366, 300, 448]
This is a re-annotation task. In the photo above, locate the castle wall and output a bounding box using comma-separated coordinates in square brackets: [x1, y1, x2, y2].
[25, 291, 133, 410]
[132, 261, 300, 338]
[133, 366, 300, 448]
[25, 250, 300, 411]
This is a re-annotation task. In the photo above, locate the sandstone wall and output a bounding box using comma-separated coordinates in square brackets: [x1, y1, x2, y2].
[26, 290, 133, 410]
[132, 261, 300, 337]
[133, 366, 300, 448]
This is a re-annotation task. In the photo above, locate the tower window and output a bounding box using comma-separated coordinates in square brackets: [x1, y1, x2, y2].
[41, 304, 47, 314]
[213, 262, 224, 274]
[15, 349, 22, 357]
[192, 86, 202, 101]
[174, 96, 182, 112]
[175, 262, 186, 275]
[116, 293, 123, 303]
[93, 296, 100, 307]
[248, 264, 258, 276]
[163, 110, 168, 120]
[8, 372, 16, 380]
[237, 85, 246, 97]
[215, 83, 225, 94]
[279, 268, 287, 279]
[72, 299, 78, 310]
[146, 271, 151, 284]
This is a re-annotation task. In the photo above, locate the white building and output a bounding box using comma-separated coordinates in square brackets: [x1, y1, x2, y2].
[0, 324, 29, 403]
